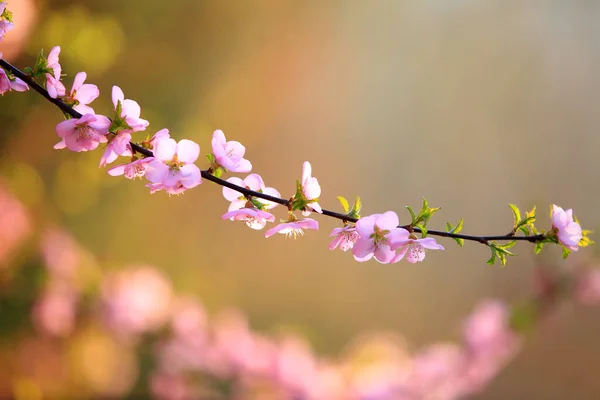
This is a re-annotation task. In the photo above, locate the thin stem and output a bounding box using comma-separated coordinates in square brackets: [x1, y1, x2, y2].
[1, 58, 546, 246]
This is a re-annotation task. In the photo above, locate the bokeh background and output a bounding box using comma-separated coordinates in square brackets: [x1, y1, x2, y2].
[1, 0, 600, 398]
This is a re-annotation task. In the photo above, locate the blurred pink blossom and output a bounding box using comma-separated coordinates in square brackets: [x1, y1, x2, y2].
[40, 228, 80, 280]
[32, 284, 77, 337]
[101, 266, 173, 337]
[0, 183, 31, 266]
[575, 267, 600, 305]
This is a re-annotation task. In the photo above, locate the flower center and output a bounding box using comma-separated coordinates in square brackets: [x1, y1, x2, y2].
[76, 123, 93, 141]
[371, 226, 390, 245]
[165, 155, 185, 172]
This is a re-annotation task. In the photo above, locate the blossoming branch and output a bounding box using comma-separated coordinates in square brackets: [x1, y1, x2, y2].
[0, 2, 593, 266]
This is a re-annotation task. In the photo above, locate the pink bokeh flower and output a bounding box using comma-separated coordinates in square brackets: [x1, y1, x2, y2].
[222, 208, 275, 230]
[64, 72, 99, 115]
[551, 204, 582, 251]
[390, 231, 445, 263]
[0, 2, 13, 43]
[0, 183, 31, 266]
[101, 266, 173, 337]
[45, 46, 66, 98]
[145, 138, 202, 194]
[574, 268, 600, 305]
[265, 218, 319, 239]
[352, 212, 409, 263]
[301, 161, 322, 215]
[32, 285, 77, 337]
[222, 173, 280, 211]
[211, 129, 252, 173]
[54, 113, 110, 152]
[40, 228, 80, 280]
[329, 226, 360, 251]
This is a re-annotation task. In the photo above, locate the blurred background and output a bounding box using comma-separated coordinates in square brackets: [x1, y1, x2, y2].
[1, 0, 600, 398]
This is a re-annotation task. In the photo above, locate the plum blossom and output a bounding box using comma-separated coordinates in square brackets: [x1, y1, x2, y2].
[64, 72, 99, 115]
[300, 161, 322, 215]
[99, 131, 132, 167]
[551, 204, 582, 251]
[390, 231, 445, 263]
[265, 217, 318, 239]
[329, 226, 360, 251]
[211, 129, 252, 173]
[222, 173, 280, 211]
[45, 46, 66, 98]
[0, 53, 28, 94]
[107, 129, 171, 179]
[54, 113, 110, 152]
[0, 3, 13, 43]
[146, 138, 202, 194]
[111, 85, 149, 132]
[222, 208, 275, 230]
[0, 183, 31, 266]
[352, 212, 409, 263]
[574, 268, 600, 305]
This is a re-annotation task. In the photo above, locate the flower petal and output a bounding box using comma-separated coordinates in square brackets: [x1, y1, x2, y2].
[177, 139, 200, 163]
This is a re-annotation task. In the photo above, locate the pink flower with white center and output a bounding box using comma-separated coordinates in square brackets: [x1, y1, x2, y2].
[352, 212, 409, 263]
[222, 208, 275, 230]
[99, 131, 133, 167]
[389, 231, 445, 263]
[265, 218, 319, 239]
[64, 72, 99, 115]
[301, 161, 322, 215]
[211, 129, 252, 173]
[45, 46, 66, 98]
[108, 157, 153, 179]
[112, 85, 149, 132]
[222, 174, 281, 211]
[54, 113, 110, 152]
[551, 204, 582, 251]
[329, 226, 360, 251]
[146, 138, 202, 193]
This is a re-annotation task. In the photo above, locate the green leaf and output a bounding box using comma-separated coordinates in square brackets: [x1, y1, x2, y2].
[562, 247, 571, 259]
[509, 204, 521, 228]
[337, 196, 349, 213]
[454, 238, 465, 247]
[417, 224, 428, 237]
[445, 218, 464, 247]
[206, 153, 216, 165]
[486, 248, 497, 266]
[354, 196, 362, 214]
[213, 167, 224, 178]
[534, 242, 544, 255]
[406, 206, 416, 223]
[487, 241, 516, 267]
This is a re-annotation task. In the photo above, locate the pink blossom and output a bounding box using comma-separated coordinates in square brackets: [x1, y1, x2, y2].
[551, 204, 582, 251]
[54, 113, 110, 152]
[32, 285, 77, 337]
[40, 228, 80, 280]
[0, 20, 13, 43]
[99, 131, 132, 167]
[211, 129, 252, 173]
[390, 231, 445, 263]
[45, 46, 66, 98]
[575, 268, 600, 305]
[274, 336, 318, 395]
[112, 85, 149, 132]
[0, 55, 28, 94]
[463, 300, 518, 359]
[301, 161, 322, 215]
[0, 66, 8, 94]
[329, 226, 360, 251]
[0, 183, 31, 266]
[222, 208, 275, 230]
[64, 72, 99, 115]
[265, 218, 319, 239]
[101, 266, 173, 337]
[144, 128, 171, 149]
[222, 173, 280, 211]
[352, 212, 409, 263]
[146, 138, 202, 193]
[108, 157, 153, 179]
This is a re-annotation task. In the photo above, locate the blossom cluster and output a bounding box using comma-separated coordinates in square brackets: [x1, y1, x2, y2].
[0, 2, 593, 268]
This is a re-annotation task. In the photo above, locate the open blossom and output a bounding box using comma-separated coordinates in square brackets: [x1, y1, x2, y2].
[211, 129, 252, 173]
[99, 131, 132, 166]
[107, 129, 171, 178]
[0, 55, 28, 94]
[64, 72, 99, 115]
[352, 212, 409, 263]
[301, 161, 322, 214]
[551, 204, 582, 251]
[146, 138, 202, 194]
[45, 46, 66, 98]
[222, 174, 280, 211]
[265, 218, 318, 238]
[390, 231, 445, 263]
[0, 2, 14, 43]
[54, 113, 110, 152]
[329, 226, 360, 251]
[222, 208, 275, 230]
[112, 85, 149, 132]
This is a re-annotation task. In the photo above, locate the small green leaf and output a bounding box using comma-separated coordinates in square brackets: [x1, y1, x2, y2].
[213, 167, 224, 178]
[417, 224, 428, 237]
[454, 238, 465, 247]
[406, 206, 416, 223]
[509, 204, 521, 228]
[337, 196, 349, 213]
[534, 242, 544, 254]
[562, 247, 571, 259]
[206, 153, 216, 164]
[354, 196, 362, 214]
[486, 248, 497, 266]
